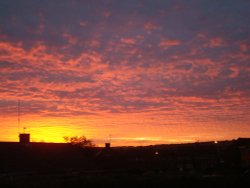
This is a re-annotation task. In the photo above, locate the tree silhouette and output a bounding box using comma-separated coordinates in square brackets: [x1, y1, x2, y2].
[63, 136, 95, 148]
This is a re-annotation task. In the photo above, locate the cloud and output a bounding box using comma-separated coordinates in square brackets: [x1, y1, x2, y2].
[207, 37, 225, 48]
[239, 42, 249, 53]
[62, 32, 77, 45]
[120, 37, 136, 45]
[159, 39, 181, 48]
[144, 22, 159, 33]
[0, 0, 250, 143]
[79, 21, 88, 27]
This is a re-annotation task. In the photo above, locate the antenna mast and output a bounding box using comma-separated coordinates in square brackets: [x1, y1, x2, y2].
[18, 100, 20, 134]
[109, 134, 112, 143]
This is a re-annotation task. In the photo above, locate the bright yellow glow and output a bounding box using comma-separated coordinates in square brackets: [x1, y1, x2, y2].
[1, 112, 250, 146]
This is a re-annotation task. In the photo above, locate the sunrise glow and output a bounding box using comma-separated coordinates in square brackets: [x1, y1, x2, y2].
[0, 0, 250, 146]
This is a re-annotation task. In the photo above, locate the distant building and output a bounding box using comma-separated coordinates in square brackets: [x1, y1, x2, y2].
[105, 143, 111, 149]
[19, 133, 30, 143]
[235, 138, 250, 167]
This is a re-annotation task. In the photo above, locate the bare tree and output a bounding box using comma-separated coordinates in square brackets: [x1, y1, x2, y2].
[63, 136, 95, 148]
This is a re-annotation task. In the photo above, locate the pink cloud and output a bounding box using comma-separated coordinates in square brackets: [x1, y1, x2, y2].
[208, 37, 225, 47]
[228, 66, 240, 78]
[88, 39, 101, 48]
[120, 37, 136, 45]
[79, 21, 88, 27]
[62, 32, 77, 45]
[239, 42, 249, 52]
[144, 22, 159, 33]
[102, 11, 111, 18]
[159, 39, 181, 48]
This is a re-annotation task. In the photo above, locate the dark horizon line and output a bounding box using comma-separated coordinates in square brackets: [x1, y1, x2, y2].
[0, 137, 249, 147]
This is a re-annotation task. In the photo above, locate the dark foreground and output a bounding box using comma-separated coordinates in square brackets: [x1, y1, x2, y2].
[1, 171, 250, 188]
[1, 138, 250, 187]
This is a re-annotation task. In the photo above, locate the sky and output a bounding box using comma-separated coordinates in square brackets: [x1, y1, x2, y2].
[0, 0, 250, 146]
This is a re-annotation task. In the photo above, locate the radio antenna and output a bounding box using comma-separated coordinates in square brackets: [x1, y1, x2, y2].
[109, 134, 112, 144]
[18, 100, 20, 134]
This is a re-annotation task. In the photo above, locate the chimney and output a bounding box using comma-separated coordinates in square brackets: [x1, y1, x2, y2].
[19, 133, 30, 143]
[105, 142, 111, 149]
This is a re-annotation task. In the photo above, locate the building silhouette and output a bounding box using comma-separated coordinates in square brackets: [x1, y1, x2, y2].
[19, 133, 30, 143]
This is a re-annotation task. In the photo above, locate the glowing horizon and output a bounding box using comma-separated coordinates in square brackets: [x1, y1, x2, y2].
[0, 0, 250, 146]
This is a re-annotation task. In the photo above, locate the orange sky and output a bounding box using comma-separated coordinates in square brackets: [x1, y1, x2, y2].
[0, 0, 250, 146]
